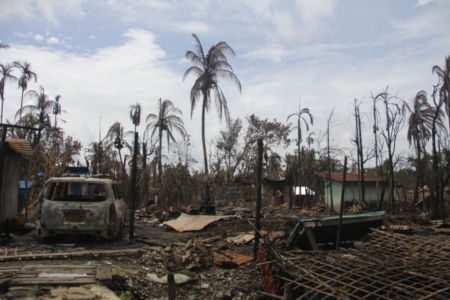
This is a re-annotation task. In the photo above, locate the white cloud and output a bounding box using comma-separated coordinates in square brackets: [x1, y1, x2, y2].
[241, 44, 286, 63]
[34, 34, 45, 42]
[1, 1, 449, 168]
[0, 0, 85, 24]
[415, 0, 435, 7]
[172, 21, 209, 35]
[389, 0, 450, 41]
[46, 36, 60, 44]
[0, 0, 32, 20]
[1, 28, 196, 161]
[273, 12, 297, 41]
[294, 0, 337, 40]
[296, 0, 337, 23]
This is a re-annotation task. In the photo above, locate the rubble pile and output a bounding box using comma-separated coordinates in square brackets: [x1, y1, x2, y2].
[110, 227, 289, 299]
[2, 204, 448, 300]
[0, 215, 292, 300]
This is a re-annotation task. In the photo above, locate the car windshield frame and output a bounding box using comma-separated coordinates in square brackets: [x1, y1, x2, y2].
[44, 181, 108, 202]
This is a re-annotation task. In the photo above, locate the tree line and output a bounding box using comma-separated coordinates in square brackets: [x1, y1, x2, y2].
[1, 39, 449, 220]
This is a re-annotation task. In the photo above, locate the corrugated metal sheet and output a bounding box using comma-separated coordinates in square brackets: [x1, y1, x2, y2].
[5, 138, 33, 156]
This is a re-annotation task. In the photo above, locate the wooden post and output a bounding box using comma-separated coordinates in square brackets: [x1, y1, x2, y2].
[283, 282, 293, 300]
[336, 156, 347, 250]
[167, 273, 176, 300]
[254, 139, 263, 260]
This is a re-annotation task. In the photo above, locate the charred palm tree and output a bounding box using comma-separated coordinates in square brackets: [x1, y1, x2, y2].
[14, 61, 38, 125]
[0, 63, 18, 123]
[406, 91, 445, 206]
[183, 33, 241, 202]
[106, 121, 129, 184]
[16, 86, 55, 145]
[287, 102, 313, 207]
[432, 56, 450, 130]
[146, 98, 186, 183]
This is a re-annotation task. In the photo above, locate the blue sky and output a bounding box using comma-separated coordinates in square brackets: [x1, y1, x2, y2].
[1, 0, 449, 169]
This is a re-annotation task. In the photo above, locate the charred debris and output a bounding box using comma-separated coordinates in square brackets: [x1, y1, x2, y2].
[1, 200, 449, 299]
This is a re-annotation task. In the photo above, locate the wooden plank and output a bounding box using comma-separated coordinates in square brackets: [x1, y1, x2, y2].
[382, 217, 392, 232]
[1, 277, 98, 285]
[13, 272, 95, 278]
[19, 268, 96, 273]
[305, 228, 319, 251]
[96, 265, 112, 281]
[0, 267, 22, 271]
[0, 248, 141, 262]
[17, 273, 95, 277]
[0, 264, 106, 286]
[21, 265, 97, 269]
[18, 269, 96, 274]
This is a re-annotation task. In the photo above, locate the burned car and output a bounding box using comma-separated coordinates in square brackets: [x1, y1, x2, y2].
[36, 176, 127, 239]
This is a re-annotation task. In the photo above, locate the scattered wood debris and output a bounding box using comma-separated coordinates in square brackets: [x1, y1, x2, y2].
[225, 233, 254, 245]
[0, 264, 111, 286]
[213, 249, 253, 266]
[146, 271, 197, 284]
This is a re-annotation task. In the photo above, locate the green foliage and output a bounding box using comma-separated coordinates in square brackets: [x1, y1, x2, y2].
[245, 114, 291, 147]
[119, 290, 134, 300]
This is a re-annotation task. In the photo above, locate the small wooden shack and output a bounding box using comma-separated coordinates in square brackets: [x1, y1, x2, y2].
[262, 178, 292, 208]
[0, 139, 33, 228]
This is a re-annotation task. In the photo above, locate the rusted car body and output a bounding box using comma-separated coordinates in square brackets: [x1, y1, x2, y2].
[36, 177, 127, 239]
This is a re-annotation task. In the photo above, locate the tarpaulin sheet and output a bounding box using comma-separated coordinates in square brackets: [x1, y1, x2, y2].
[163, 213, 230, 232]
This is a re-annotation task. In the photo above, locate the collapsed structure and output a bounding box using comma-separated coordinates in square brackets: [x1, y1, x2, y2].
[263, 228, 450, 299]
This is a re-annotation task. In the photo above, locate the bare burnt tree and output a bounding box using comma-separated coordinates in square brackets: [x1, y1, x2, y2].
[238, 114, 291, 176]
[350, 98, 367, 204]
[371, 91, 385, 205]
[317, 107, 340, 213]
[215, 118, 243, 183]
[217, 115, 291, 203]
[378, 88, 406, 213]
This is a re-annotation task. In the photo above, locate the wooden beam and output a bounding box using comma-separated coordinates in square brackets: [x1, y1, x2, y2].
[305, 228, 319, 251]
[0, 248, 141, 262]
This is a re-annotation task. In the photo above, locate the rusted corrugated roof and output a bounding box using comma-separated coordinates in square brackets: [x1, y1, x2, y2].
[323, 172, 385, 182]
[5, 138, 33, 156]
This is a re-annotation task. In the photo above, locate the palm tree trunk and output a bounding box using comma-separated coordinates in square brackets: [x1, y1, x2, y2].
[202, 93, 211, 203]
[1, 98, 4, 124]
[119, 149, 125, 189]
[19, 88, 25, 125]
[158, 127, 163, 183]
[413, 140, 421, 206]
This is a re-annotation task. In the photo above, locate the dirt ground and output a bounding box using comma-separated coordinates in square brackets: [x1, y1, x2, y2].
[1, 206, 446, 300]
[0, 212, 300, 300]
